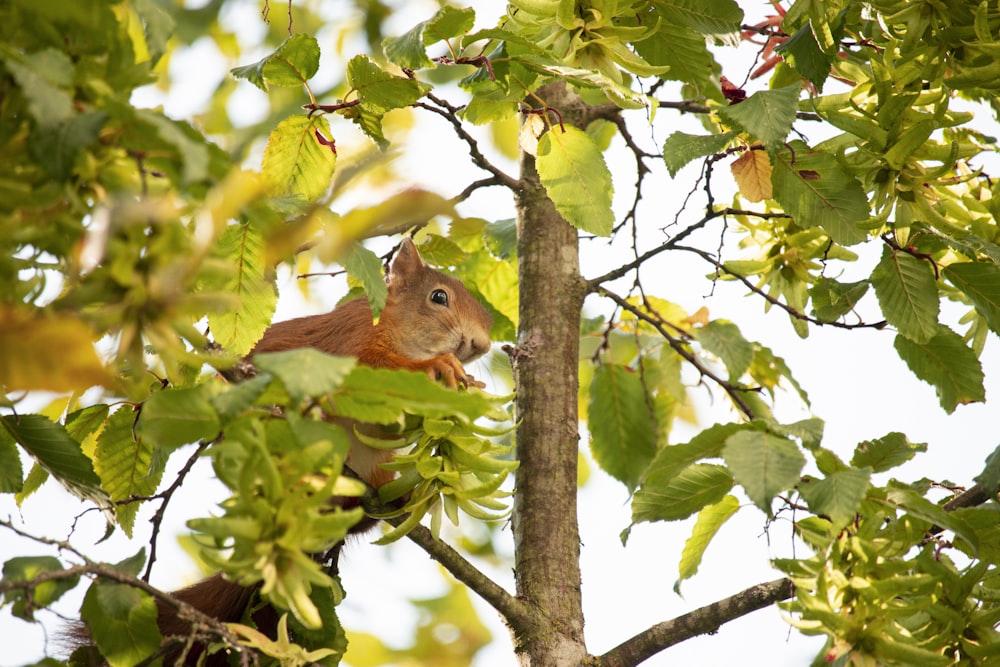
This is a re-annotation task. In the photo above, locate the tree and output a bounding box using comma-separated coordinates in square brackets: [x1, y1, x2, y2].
[2, 0, 1000, 665]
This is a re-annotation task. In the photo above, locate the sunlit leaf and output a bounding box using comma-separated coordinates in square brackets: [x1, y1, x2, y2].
[348, 55, 431, 111]
[730, 149, 772, 202]
[870, 247, 939, 343]
[231, 34, 320, 91]
[383, 6, 476, 70]
[632, 463, 734, 523]
[262, 114, 336, 201]
[536, 125, 614, 236]
[675, 495, 739, 591]
[719, 85, 800, 154]
[95, 407, 164, 537]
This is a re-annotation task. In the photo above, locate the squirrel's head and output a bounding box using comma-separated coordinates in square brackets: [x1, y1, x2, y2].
[382, 238, 493, 363]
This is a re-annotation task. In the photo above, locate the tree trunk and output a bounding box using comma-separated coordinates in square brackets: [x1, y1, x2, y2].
[511, 83, 588, 666]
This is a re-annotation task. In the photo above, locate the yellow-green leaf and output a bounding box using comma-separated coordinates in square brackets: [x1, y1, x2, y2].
[536, 125, 614, 236]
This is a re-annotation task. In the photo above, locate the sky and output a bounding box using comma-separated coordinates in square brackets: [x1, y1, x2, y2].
[3, 1, 1000, 665]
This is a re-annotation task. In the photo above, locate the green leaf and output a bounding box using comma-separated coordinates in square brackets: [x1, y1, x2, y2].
[808, 278, 869, 321]
[870, 246, 940, 343]
[850, 432, 927, 473]
[254, 349, 357, 403]
[675, 495, 739, 591]
[771, 141, 869, 246]
[30, 111, 107, 180]
[632, 463, 734, 523]
[2, 49, 75, 128]
[976, 444, 1000, 495]
[207, 223, 278, 356]
[137, 385, 220, 450]
[342, 242, 388, 322]
[65, 405, 110, 444]
[944, 261, 1000, 335]
[81, 583, 162, 667]
[692, 320, 753, 380]
[460, 249, 519, 329]
[798, 467, 871, 526]
[654, 0, 744, 43]
[588, 363, 658, 490]
[0, 426, 24, 492]
[536, 125, 614, 236]
[230, 34, 320, 91]
[722, 430, 805, 513]
[95, 407, 164, 537]
[894, 326, 985, 413]
[0, 414, 104, 502]
[640, 422, 756, 487]
[2, 556, 78, 621]
[633, 18, 722, 96]
[347, 55, 431, 112]
[662, 131, 737, 177]
[775, 23, 832, 91]
[383, 6, 476, 70]
[718, 85, 801, 154]
[261, 114, 337, 201]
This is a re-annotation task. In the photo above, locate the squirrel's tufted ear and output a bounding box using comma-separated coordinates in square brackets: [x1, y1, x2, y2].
[389, 237, 426, 287]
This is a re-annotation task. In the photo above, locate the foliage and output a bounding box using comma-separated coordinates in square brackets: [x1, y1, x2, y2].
[3, 0, 1000, 665]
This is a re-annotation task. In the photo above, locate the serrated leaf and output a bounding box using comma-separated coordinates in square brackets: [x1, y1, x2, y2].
[536, 125, 614, 236]
[137, 385, 220, 451]
[347, 55, 431, 112]
[722, 430, 805, 513]
[718, 85, 800, 153]
[662, 131, 736, 177]
[81, 583, 162, 667]
[944, 261, 1000, 335]
[0, 308, 111, 392]
[771, 141, 869, 246]
[2, 556, 78, 620]
[655, 0, 744, 43]
[692, 320, 753, 380]
[254, 350, 357, 404]
[0, 414, 104, 503]
[730, 149, 772, 202]
[640, 422, 755, 488]
[460, 249, 519, 329]
[809, 278, 869, 321]
[230, 34, 320, 91]
[342, 243, 388, 322]
[0, 428, 22, 492]
[676, 494, 739, 591]
[207, 224, 278, 356]
[588, 364, 658, 490]
[894, 326, 985, 413]
[95, 407, 164, 537]
[850, 432, 927, 472]
[632, 463, 734, 523]
[775, 23, 832, 91]
[383, 6, 476, 70]
[871, 247, 940, 343]
[798, 467, 871, 526]
[261, 114, 336, 201]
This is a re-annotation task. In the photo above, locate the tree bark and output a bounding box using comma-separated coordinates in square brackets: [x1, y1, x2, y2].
[510, 83, 589, 666]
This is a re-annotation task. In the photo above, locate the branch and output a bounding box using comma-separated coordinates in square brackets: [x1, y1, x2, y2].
[0, 519, 250, 666]
[599, 578, 794, 666]
[413, 94, 520, 192]
[598, 286, 758, 420]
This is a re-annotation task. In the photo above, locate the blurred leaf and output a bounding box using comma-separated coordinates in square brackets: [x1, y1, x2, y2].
[588, 363, 657, 490]
[850, 432, 927, 473]
[2, 556, 78, 621]
[871, 247, 940, 343]
[722, 430, 805, 514]
[894, 326, 985, 413]
[137, 385, 220, 451]
[81, 583, 162, 667]
[798, 467, 871, 527]
[976, 444, 1000, 494]
[675, 494, 739, 592]
[536, 125, 614, 236]
[262, 114, 336, 201]
[944, 261, 1000, 335]
[0, 308, 111, 392]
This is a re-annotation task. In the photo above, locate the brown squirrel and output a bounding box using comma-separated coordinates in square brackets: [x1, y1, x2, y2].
[79, 238, 493, 665]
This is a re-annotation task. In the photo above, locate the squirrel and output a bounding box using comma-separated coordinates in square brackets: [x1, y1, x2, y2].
[73, 237, 493, 665]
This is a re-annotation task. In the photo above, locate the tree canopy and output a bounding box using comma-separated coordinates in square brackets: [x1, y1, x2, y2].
[2, 0, 1000, 665]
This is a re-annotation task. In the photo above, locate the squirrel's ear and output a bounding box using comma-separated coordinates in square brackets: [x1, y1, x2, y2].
[388, 237, 426, 287]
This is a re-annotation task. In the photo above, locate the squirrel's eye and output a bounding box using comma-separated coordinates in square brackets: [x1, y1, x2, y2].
[430, 289, 449, 306]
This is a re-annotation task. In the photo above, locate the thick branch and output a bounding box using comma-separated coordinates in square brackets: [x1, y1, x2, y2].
[598, 578, 795, 667]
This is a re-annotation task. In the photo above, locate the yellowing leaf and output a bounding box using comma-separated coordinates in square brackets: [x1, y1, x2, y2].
[0, 308, 111, 392]
[519, 114, 546, 156]
[731, 149, 772, 202]
[261, 115, 336, 201]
